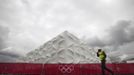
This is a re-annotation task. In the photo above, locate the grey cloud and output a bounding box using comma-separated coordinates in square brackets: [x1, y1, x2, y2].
[0, 25, 12, 62]
[87, 20, 134, 51]
[0, 55, 15, 62]
[0, 25, 9, 50]
[87, 37, 106, 47]
[108, 20, 134, 46]
[0, 54, 19, 62]
[0, 51, 20, 58]
[118, 42, 134, 53]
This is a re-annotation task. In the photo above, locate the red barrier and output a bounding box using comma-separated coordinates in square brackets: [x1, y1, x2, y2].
[115, 63, 134, 74]
[43, 64, 80, 75]
[0, 63, 42, 75]
[79, 64, 101, 74]
[0, 63, 134, 75]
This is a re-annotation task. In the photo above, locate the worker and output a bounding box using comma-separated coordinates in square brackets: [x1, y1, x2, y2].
[97, 49, 114, 75]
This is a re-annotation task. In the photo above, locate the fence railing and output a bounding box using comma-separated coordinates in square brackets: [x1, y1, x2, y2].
[0, 63, 134, 75]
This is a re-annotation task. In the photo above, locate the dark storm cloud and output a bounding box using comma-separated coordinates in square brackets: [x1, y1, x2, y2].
[0, 25, 9, 50]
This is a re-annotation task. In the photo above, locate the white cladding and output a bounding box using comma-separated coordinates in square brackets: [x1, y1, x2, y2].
[23, 31, 100, 63]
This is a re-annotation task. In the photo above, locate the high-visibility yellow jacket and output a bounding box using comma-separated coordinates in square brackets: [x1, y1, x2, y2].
[98, 51, 106, 61]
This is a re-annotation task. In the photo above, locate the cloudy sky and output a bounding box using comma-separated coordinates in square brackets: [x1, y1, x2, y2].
[0, 0, 134, 60]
